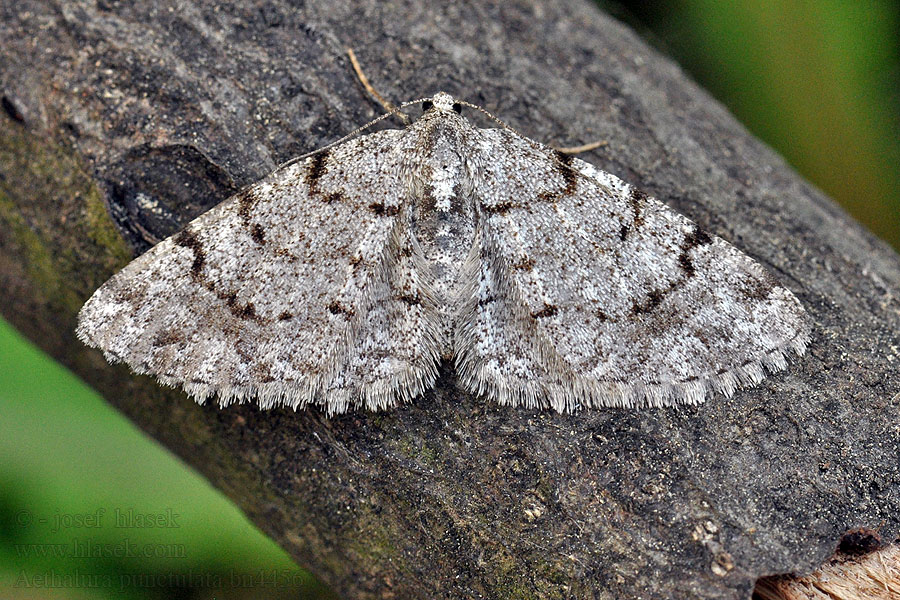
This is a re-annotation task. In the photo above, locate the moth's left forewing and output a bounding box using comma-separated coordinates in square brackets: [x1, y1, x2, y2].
[460, 128, 810, 411]
[76, 129, 442, 414]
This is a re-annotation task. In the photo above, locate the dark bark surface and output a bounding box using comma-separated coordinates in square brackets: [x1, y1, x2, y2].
[2, 1, 900, 598]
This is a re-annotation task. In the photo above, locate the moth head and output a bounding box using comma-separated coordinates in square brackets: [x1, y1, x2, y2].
[426, 92, 463, 114]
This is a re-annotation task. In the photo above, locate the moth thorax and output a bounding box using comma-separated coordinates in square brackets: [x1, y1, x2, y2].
[410, 149, 474, 313]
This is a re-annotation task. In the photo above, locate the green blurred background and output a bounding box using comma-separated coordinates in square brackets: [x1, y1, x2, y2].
[1, 2, 898, 598]
[612, 0, 900, 248]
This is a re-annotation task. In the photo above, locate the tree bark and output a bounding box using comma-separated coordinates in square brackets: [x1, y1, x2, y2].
[2, 1, 900, 598]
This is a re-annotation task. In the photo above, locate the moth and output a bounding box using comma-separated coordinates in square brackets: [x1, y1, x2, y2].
[77, 92, 810, 414]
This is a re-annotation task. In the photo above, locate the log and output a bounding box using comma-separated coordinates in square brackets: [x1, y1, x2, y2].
[2, 1, 899, 598]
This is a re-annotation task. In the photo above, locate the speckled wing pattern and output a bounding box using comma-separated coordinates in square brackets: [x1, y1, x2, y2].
[77, 129, 443, 414]
[78, 92, 809, 414]
[455, 128, 809, 412]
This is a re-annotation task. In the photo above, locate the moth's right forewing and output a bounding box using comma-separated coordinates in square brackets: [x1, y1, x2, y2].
[458, 128, 809, 411]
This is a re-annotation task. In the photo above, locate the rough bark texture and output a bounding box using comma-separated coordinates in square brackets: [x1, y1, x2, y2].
[2, 1, 900, 599]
